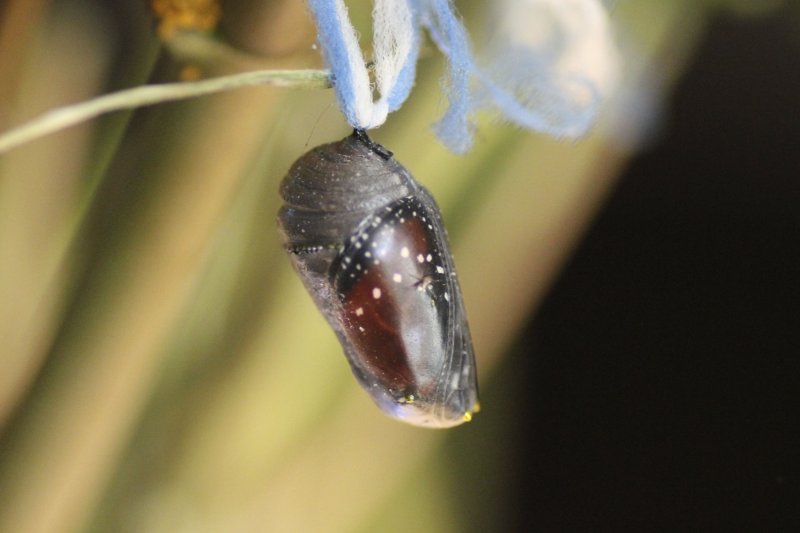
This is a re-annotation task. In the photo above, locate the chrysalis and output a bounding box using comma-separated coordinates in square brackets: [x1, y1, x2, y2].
[277, 130, 479, 428]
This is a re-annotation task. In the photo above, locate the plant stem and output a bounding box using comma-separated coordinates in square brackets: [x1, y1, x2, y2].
[0, 69, 330, 155]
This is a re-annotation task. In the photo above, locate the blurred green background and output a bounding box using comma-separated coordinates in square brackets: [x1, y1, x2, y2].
[1, 1, 797, 532]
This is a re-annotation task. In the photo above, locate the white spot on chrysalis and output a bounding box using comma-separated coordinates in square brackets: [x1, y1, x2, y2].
[372, 287, 382, 299]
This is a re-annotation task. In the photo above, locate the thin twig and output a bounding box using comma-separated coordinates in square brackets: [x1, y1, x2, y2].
[0, 68, 331, 155]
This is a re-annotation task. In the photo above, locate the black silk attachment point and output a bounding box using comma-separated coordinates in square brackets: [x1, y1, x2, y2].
[278, 132, 479, 428]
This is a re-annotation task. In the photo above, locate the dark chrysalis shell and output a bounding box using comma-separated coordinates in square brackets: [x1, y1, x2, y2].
[277, 131, 479, 428]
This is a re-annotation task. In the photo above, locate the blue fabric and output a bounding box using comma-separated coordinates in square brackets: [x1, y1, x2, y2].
[417, 0, 601, 153]
[386, 22, 420, 113]
[415, 0, 475, 153]
[306, 0, 363, 127]
[307, 0, 604, 153]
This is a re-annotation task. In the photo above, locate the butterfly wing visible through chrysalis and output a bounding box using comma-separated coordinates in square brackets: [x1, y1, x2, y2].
[332, 194, 477, 426]
[277, 132, 478, 428]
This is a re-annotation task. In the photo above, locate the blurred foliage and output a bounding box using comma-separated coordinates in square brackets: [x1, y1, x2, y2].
[0, 0, 786, 532]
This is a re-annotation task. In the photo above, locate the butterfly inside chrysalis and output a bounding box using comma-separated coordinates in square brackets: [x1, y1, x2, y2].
[277, 130, 479, 428]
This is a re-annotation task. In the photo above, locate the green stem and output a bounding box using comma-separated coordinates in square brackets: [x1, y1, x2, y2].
[0, 69, 330, 155]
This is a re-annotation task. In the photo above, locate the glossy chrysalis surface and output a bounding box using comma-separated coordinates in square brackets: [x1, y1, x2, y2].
[278, 131, 479, 428]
